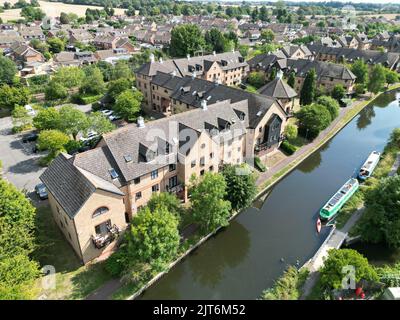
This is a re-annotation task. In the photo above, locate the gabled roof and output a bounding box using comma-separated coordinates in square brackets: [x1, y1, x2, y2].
[258, 77, 297, 99]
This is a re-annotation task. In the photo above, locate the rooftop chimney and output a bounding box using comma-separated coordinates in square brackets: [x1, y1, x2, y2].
[213, 51, 216, 56]
[137, 116, 145, 128]
[201, 99, 207, 110]
[171, 70, 177, 77]
[149, 53, 155, 63]
[187, 54, 190, 60]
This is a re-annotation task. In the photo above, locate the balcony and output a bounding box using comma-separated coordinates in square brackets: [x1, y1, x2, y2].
[166, 184, 185, 200]
[92, 224, 121, 249]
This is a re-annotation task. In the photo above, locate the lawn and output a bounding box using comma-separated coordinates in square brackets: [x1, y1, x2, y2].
[33, 205, 112, 300]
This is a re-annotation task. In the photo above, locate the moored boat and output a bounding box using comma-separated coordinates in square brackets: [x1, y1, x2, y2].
[358, 151, 381, 181]
[319, 178, 359, 221]
[316, 218, 322, 233]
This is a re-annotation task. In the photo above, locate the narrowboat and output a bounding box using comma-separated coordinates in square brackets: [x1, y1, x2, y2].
[358, 151, 381, 181]
[319, 178, 359, 221]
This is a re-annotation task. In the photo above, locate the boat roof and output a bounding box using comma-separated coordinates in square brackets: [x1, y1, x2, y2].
[323, 178, 358, 210]
[360, 151, 380, 171]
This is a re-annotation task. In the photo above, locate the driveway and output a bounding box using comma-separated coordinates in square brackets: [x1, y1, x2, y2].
[0, 116, 45, 193]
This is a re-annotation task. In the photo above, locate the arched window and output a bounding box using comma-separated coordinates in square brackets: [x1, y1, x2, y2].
[92, 207, 109, 218]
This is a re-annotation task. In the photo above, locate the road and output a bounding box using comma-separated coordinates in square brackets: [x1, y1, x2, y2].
[0, 104, 92, 193]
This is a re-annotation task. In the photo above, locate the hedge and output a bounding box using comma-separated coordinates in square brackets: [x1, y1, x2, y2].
[254, 157, 267, 172]
[280, 141, 297, 155]
[71, 94, 103, 105]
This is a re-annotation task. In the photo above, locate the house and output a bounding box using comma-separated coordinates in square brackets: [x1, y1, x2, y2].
[276, 45, 313, 60]
[41, 90, 287, 263]
[135, 51, 249, 108]
[53, 51, 98, 67]
[246, 29, 261, 41]
[69, 29, 94, 44]
[10, 43, 44, 64]
[94, 48, 134, 64]
[307, 44, 400, 71]
[337, 35, 359, 49]
[0, 34, 24, 48]
[18, 26, 45, 41]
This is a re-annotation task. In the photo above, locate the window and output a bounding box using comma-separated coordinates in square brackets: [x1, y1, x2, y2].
[228, 151, 232, 158]
[151, 169, 158, 179]
[95, 220, 111, 235]
[200, 157, 205, 167]
[109, 168, 119, 179]
[209, 165, 214, 171]
[135, 192, 142, 200]
[210, 152, 214, 159]
[92, 206, 109, 218]
[64, 217, 68, 225]
[201, 143, 206, 149]
[191, 160, 196, 168]
[152, 184, 160, 192]
[134, 177, 140, 184]
[200, 169, 205, 176]
[228, 139, 233, 146]
[259, 127, 262, 132]
[238, 147, 241, 152]
[169, 164, 176, 172]
[169, 176, 178, 188]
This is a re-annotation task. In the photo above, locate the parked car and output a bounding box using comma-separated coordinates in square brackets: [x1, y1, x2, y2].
[79, 130, 99, 142]
[32, 144, 39, 153]
[22, 132, 38, 143]
[109, 113, 122, 121]
[101, 109, 113, 117]
[24, 104, 36, 116]
[35, 183, 48, 200]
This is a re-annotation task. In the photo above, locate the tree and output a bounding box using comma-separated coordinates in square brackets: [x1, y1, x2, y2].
[106, 78, 132, 103]
[37, 129, 70, 158]
[46, 37, 65, 54]
[261, 29, 275, 43]
[0, 57, 17, 85]
[33, 107, 61, 131]
[259, 6, 269, 22]
[368, 64, 386, 94]
[385, 69, 399, 86]
[110, 60, 133, 81]
[247, 71, 265, 89]
[80, 67, 106, 95]
[126, 206, 180, 265]
[45, 80, 68, 101]
[87, 111, 115, 134]
[316, 96, 340, 120]
[52, 66, 85, 88]
[222, 164, 256, 211]
[190, 172, 232, 233]
[0, 85, 30, 110]
[320, 249, 378, 290]
[331, 84, 346, 102]
[205, 28, 226, 53]
[59, 12, 70, 24]
[284, 123, 298, 140]
[300, 69, 316, 106]
[113, 89, 142, 122]
[359, 175, 400, 248]
[287, 71, 296, 88]
[351, 59, 369, 85]
[296, 103, 332, 139]
[147, 192, 183, 221]
[58, 105, 89, 139]
[170, 24, 206, 58]
[11, 105, 31, 130]
[21, 6, 45, 21]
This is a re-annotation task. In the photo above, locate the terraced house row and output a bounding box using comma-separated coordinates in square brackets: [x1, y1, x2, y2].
[40, 65, 287, 264]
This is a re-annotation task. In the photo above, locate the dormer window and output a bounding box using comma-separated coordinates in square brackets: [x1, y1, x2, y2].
[124, 154, 132, 163]
[109, 168, 119, 179]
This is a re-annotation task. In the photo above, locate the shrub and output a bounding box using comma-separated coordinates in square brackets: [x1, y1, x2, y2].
[281, 140, 297, 155]
[254, 157, 267, 172]
[355, 83, 366, 96]
[105, 248, 129, 277]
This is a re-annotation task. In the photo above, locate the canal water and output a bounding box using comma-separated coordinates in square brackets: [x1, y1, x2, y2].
[141, 91, 400, 299]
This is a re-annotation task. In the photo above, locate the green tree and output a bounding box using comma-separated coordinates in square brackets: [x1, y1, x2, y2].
[58, 105, 89, 139]
[46, 37, 65, 54]
[320, 249, 378, 290]
[110, 60, 133, 80]
[247, 71, 265, 89]
[33, 107, 61, 131]
[113, 89, 142, 122]
[331, 84, 346, 102]
[37, 129, 70, 158]
[359, 175, 400, 248]
[351, 59, 369, 85]
[300, 69, 316, 105]
[368, 64, 386, 94]
[11, 105, 31, 130]
[205, 28, 228, 53]
[106, 78, 131, 103]
[296, 103, 332, 139]
[80, 66, 106, 95]
[287, 71, 296, 89]
[45, 80, 68, 101]
[126, 206, 180, 264]
[222, 164, 256, 211]
[52, 66, 85, 88]
[147, 192, 183, 221]
[170, 24, 206, 57]
[385, 69, 399, 86]
[87, 111, 115, 134]
[190, 172, 232, 233]
[0, 85, 30, 110]
[261, 29, 275, 43]
[284, 123, 298, 140]
[316, 95, 340, 120]
[21, 5, 45, 21]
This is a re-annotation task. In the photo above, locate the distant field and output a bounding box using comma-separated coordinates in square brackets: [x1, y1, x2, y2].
[0, 0, 126, 21]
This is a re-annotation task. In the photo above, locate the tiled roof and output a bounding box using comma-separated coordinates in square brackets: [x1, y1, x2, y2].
[258, 77, 297, 99]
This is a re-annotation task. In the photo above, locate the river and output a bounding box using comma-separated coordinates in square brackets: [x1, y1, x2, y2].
[140, 91, 400, 299]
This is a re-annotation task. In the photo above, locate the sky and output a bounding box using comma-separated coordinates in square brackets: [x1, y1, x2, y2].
[216, 0, 400, 4]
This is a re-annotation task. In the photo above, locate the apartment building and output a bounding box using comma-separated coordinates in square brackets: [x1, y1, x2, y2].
[135, 51, 249, 111]
[41, 81, 287, 263]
